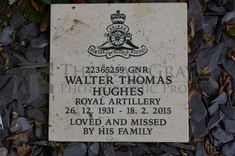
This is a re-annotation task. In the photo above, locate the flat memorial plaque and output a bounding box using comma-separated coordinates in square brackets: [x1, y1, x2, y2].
[49, 3, 188, 142]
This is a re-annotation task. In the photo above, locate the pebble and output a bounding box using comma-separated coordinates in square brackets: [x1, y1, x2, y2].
[30, 34, 48, 48]
[212, 128, 234, 143]
[207, 110, 225, 129]
[208, 91, 227, 115]
[116, 151, 133, 156]
[0, 147, 8, 156]
[64, 143, 87, 156]
[189, 91, 207, 122]
[198, 77, 219, 98]
[222, 141, 235, 156]
[89, 142, 99, 155]
[224, 119, 235, 133]
[0, 26, 14, 45]
[10, 6, 26, 29]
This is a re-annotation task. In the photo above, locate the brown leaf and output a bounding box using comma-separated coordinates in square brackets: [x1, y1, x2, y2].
[228, 89, 233, 96]
[0, 5, 11, 15]
[205, 138, 213, 155]
[149, 143, 160, 149]
[48, 142, 64, 156]
[189, 18, 195, 39]
[221, 151, 225, 156]
[180, 149, 188, 156]
[29, 118, 43, 128]
[219, 71, 228, 86]
[228, 48, 235, 61]
[189, 86, 196, 101]
[113, 146, 128, 152]
[30, 0, 44, 12]
[57, 146, 64, 156]
[203, 35, 215, 44]
[219, 71, 230, 93]
[12, 111, 18, 119]
[198, 66, 212, 77]
[8, 132, 29, 147]
[40, 11, 49, 32]
[16, 144, 32, 155]
[192, 137, 202, 144]
[188, 108, 192, 119]
[203, 0, 209, 11]
[188, 44, 192, 53]
[213, 152, 222, 156]
[226, 21, 235, 38]
[49, 142, 63, 148]
[201, 91, 210, 97]
[0, 46, 10, 71]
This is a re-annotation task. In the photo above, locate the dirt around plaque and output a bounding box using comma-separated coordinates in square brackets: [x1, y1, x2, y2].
[49, 3, 188, 142]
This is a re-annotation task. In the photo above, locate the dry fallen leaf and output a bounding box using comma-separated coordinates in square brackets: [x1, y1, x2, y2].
[203, 0, 209, 11]
[205, 138, 213, 155]
[113, 145, 128, 152]
[189, 18, 195, 39]
[16, 144, 32, 155]
[228, 89, 233, 96]
[8, 132, 29, 150]
[226, 21, 235, 38]
[149, 143, 160, 149]
[198, 66, 212, 77]
[12, 111, 18, 119]
[188, 44, 192, 53]
[8, 132, 29, 147]
[29, 118, 43, 129]
[188, 108, 192, 119]
[192, 137, 202, 144]
[213, 152, 223, 156]
[203, 35, 215, 44]
[57, 146, 64, 156]
[30, 0, 44, 12]
[228, 48, 235, 61]
[189, 86, 196, 101]
[201, 91, 210, 97]
[49, 142, 60, 148]
[40, 11, 49, 32]
[0, 46, 10, 71]
[219, 70, 230, 93]
[180, 149, 188, 156]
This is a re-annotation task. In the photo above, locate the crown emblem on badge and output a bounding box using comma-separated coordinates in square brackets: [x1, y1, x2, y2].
[88, 10, 148, 59]
[111, 10, 126, 24]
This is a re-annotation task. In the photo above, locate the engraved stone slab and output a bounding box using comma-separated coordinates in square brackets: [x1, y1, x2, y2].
[49, 3, 188, 142]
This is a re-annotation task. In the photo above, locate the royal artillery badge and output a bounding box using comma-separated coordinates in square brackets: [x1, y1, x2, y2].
[88, 10, 148, 59]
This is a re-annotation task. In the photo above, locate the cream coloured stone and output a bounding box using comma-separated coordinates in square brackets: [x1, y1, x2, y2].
[49, 3, 188, 142]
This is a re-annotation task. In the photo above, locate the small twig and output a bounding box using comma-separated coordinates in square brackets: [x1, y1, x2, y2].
[30, 145, 36, 156]
[12, 63, 49, 69]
